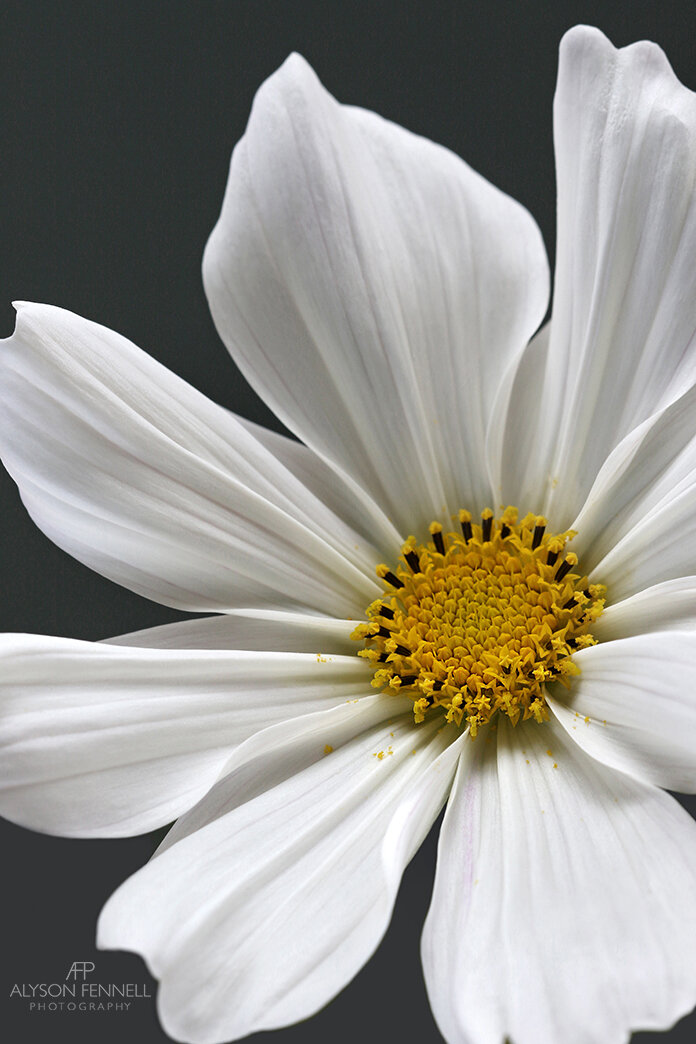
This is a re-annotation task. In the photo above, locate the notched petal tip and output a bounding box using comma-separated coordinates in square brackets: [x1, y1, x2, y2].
[559, 23, 613, 58]
[10, 299, 54, 319]
[559, 22, 686, 100]
[253, 49, 324, 109]
[4, 301, 68, 345]
[279, 50, 315, 75]
[2, 300, 33, 347]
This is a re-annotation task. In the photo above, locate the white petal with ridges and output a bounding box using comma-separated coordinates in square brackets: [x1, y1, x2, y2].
[103, 608, 356, 653]
[0, 633, 371, 837]
[487, 321, 549, 514]
[204, 54, 548, 534]
[0, 303, 379, 616]
[565, 379, 696, 587]
[423, 715, 696, 1044]
[513, 26, 696, 524]
[593, 577, 696, 642]
[237, 415, 402, 554]
[588, 469, 696, 602]
[550, 631, 696, 791]
[98, 696, 464, 1043]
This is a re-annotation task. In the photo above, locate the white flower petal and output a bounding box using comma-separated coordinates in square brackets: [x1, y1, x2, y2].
[486, 321, 549, 512]
[0, 633, 370, 837]
[590, 478, 696, 603]
[203, 53, 549, 532]
[423, 715, 696, 1044]
[103, 608, 355, 653]
[568, 379, 696, 584]
[237, 415, 403, 554]
[522, 26, 696, 525]
[98, 696, 463, 1043]
[593, 577, 696, 642]
[549, 631, 696, 792]
[0, 302, 379, 616]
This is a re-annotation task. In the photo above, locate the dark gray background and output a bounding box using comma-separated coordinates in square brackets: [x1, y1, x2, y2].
[1, 1, 696, 1041]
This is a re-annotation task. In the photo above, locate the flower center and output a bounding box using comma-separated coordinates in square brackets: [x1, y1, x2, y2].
[352, 507, 605, 736]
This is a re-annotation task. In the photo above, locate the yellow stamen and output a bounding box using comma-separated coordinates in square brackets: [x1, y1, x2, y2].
[352, 507, 605, 736]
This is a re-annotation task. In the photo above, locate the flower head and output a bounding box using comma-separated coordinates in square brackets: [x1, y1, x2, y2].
[2, 24, 696, 1044]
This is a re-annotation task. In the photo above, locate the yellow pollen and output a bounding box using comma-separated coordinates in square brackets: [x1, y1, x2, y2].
[351, 507, 605, 736]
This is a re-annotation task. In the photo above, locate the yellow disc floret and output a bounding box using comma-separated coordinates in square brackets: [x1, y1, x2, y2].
[351, 507, 605, 736]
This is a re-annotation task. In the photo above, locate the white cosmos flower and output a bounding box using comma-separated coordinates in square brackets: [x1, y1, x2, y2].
[2, 22, 696, 1044]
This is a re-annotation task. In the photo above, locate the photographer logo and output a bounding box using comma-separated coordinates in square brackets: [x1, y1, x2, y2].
[9, 960, 152, 1013]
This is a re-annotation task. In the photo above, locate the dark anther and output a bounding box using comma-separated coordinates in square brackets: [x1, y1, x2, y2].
[567, 637, 578, 648]
[432, 680, 444, 692]
[481, 514, 493, 542]
[404, 549, 421, 572]
[382, 570, 404, 589]
[432, 529, 446, 555]
[377, 625, 392, 638]
[555, 557, 574, 582]
[500, 523, 511, 539]
[395, 644, 411, 657]
[546, 549, 559, 567]
[377, 652, 389, 662]
[532, 523, 545, 550]
[380, 604, 395, 620]
[583, 588, 591, 599]
[399, 674, 416, 685]
[562, 595, 578, 610]
[461, 518, 473, 542]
